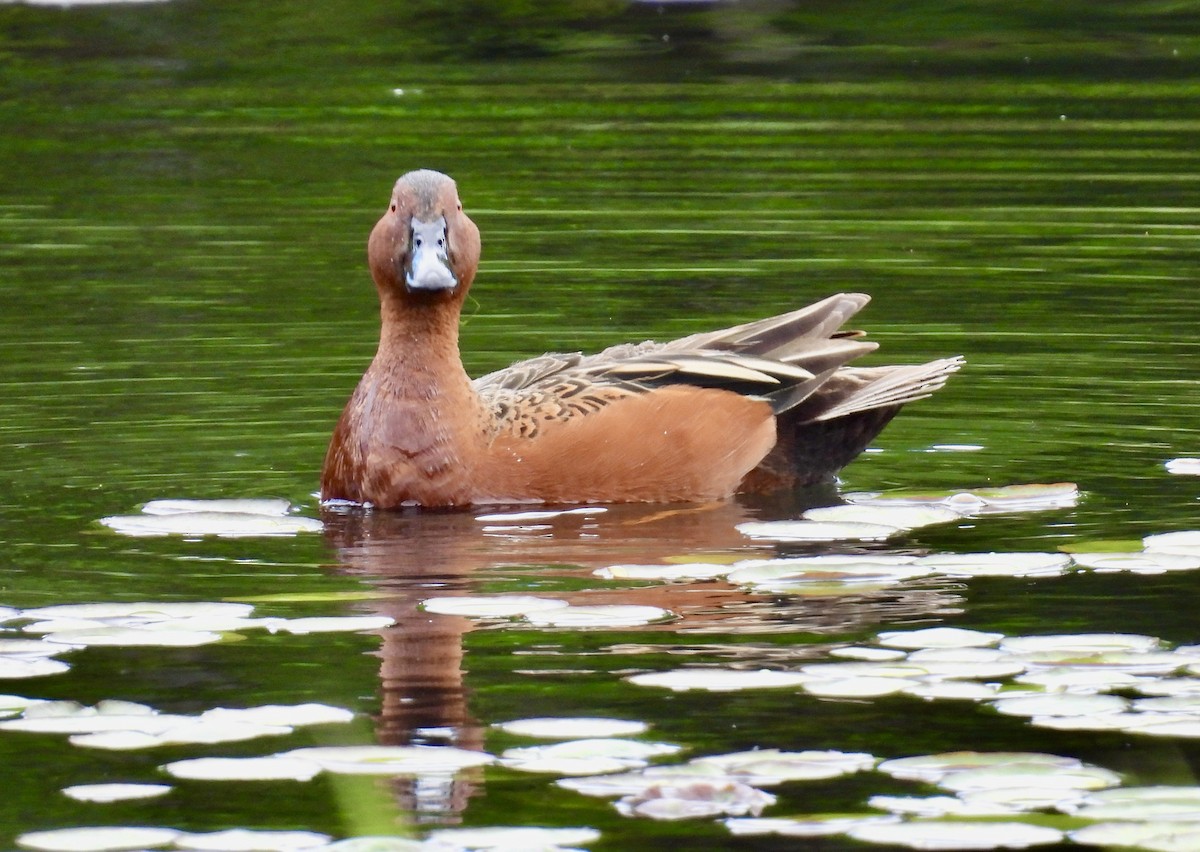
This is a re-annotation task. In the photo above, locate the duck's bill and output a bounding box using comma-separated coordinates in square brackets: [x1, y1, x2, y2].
[405, 216, 457, 292]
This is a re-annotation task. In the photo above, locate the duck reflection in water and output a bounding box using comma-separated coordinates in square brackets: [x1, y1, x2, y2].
[320, 494, 965, 824]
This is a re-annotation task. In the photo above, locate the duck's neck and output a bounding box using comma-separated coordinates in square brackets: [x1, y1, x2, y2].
[374, 294, 474, 398]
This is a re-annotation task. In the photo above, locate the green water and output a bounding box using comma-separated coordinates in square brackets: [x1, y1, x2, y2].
[2, 1, 1200, 848]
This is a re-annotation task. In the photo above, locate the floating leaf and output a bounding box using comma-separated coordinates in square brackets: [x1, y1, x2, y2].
[804, 677, 921, 697]
[593, 563, 729, 582]
[501, 738, 680, 775]
[989, 693, 1129, 718]
[273, 616, 394, 635]
[627, 668, 809, 692]
[61, 783, 171, 803]
[162, 755, 322, 782]
[0, 658, 70, 679]
[1000, 633, 1162, 655]
[694, 749, 875, 783]
[878, 752, 1084, 784]
[846, 483, 1079, 515]
[420, 596, 568, 618]
[1071, 552, 1200, 573]
[22, 602, 256, 622]
[1145, 531, 1200, 555]
[735, 520, 899, 542]
[724, 815, 903, 838]
[868, 794, 1016, 817]
[916, 552, 1072, 578]
[615, 780, 775, 819]
[100, 511, 322, 538]
[848, 819, 1063, 849]
[282, 745, 493, 775]
[877, 627, 1005, 650]
[141, 498, 293, 517]
[42, 627, 223, 648]
[525, 604, 671, 628]
[495, 717, 649, 739]
[1166, 458, 1200, 475]
[425, 827, 600, 850]
[802, 504, 960, 529]
[173, 829, 332, 851]
[16, 826, 183, 852]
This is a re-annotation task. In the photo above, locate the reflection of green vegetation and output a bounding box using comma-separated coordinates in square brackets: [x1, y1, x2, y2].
[1, 0, 1199, 83]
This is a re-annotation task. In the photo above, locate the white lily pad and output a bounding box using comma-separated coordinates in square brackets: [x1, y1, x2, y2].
[282, 745, 493, 775]
[802, 504, 960, 529]
[1071, 822, 1200, 850]
[502, 738, 679, 770]
[420, 596, 569, 618]
[495, 717, 648, 739]
[878, 752, 1084, 783]
[727, 556, 929, 588]
[803, 676, 920, 697]
[16, 826, 183, 852]
[593, 563, 729, 582]
[0, 639, 78, 656]
[989, 693, 1129, 718]
[42, 627, 223, 648]
[1017, 650, 1189, 675]
[425, 826, 600, 849]
[1167, 458, 1200, 475]
[1070, 552, 1200, 573]
[627, 668, 809, 692]
[725, 815, 903, 837]
[846, 483, 1079, 515]
[615, 780, 775, 819]
[735, 520, 899, 542]
[916, 552, 1072, 578]
[275, 616, 395, 634]
[0, 657, 71, 678]
[162, 755, 322, 782]
[868, 794, 1016, 817]
[878, 627, 1005, 650]
[525, 604, 671, 628]
[61, 783, 172, 803]
[1000, 633, 1162, 655]
[22, 601, 256, 621]
[100, 511, 322, 537]
[474, 508, 604, 522]
[1014, 667, 1142, 693]
[904, 682, 1001, 701]
[694, 749, 875, 782]
[141, 498, 293, 516]
[937, 764, 1122, 793]
[848, 819, 1063, 849]
[173, 829, 332, 851]
[1068, 786, 1200, 822]
[199, 704, 354, 728]
[1144, 531, 1200, 554]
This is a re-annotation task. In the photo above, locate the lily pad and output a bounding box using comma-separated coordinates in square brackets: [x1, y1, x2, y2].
[61, 783, 172, 803]
[99, 511, 322, 538]
[141, 498, 293, 516]
[495, 717, 649, 739]
[173, 829, 332, 851]
[282, 745, 493, 775]
[162, 755, 322, 782]
[801, 504, 961, 529]
[915, 552, 1072, 578]
[877, 627, 1005, 650]
[16, 826, 183, 852]
[878, 752, 1084, 783]
[593, 563, 729, 582]
[420, 596, 569, 618]
[525, 604, 671, 628]
[848, 819, 1063, 849]
[1166, 458, 1200, 475]
[627, 668, 809, 692]
[735, 520, 899, 542]
[425, 826, 600, 849]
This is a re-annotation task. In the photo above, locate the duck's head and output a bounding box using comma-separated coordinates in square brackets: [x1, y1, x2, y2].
[368, 169, 481, 305]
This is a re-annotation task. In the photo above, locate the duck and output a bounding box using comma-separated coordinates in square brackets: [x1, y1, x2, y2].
[321, 169, 963, 509]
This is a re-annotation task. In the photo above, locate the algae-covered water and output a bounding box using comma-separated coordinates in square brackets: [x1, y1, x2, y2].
[2, 2, 1200, 849]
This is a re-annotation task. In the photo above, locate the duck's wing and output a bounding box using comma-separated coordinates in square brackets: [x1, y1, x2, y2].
[472, 292, 894, 426]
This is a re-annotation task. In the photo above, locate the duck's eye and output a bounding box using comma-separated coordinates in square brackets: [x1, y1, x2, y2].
[437, 237, 446, 248]
[414, 236, 423, 249]
[390, 203, 397, 213]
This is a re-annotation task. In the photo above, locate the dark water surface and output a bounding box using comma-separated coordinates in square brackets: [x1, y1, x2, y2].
[2, 2, 1200, 849]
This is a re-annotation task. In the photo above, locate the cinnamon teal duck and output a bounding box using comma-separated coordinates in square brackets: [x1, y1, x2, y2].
[321, 169, 963, 508]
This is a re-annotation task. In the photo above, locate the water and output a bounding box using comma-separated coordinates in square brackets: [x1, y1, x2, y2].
[2, 2, 1200, 849]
